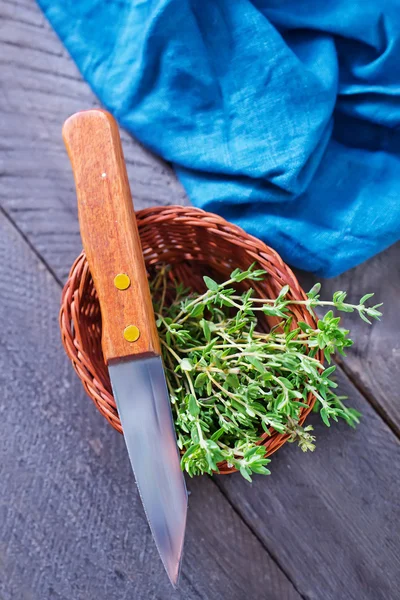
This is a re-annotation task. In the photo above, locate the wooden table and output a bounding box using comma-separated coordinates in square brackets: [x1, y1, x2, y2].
[1, 2, 399, 598]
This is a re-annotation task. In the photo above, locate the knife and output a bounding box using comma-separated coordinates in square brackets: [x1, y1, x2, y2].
[62, 109, 187, 586]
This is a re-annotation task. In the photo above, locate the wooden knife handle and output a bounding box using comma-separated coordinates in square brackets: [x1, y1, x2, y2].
[62, 109, 161, 363]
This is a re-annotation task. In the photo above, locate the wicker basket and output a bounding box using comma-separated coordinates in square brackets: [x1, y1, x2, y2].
[60, 205, 322, 474]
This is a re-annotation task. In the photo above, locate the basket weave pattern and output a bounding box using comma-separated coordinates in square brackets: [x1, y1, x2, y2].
[60, 206, 322, 474]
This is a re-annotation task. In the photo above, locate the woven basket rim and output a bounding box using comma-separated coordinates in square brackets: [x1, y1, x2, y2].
[60, 205, 322, 474]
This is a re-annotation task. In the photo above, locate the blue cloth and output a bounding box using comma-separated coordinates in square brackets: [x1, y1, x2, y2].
[38, 0, 400, 276]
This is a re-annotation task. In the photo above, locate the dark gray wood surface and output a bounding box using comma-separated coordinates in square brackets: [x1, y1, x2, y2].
[0, 2, 399, 599]
[299, 245, 400, 437]
[0, 212, 300, 600]
[216, 370, 400, 600]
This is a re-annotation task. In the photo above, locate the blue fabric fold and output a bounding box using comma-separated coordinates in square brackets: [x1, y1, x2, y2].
[38, 0, 400, 276]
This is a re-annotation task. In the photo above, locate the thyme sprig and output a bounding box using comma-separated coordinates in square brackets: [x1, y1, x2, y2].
[150, 265, 381, 482]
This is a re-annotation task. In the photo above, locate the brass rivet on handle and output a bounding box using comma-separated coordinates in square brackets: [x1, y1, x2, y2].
[114, 273, 131, 290]
[123, 325, 140, 343]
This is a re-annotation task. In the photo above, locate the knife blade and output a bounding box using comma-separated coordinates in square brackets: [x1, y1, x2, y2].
[109, 356, 186, 584]
[62, 109, 187, 586]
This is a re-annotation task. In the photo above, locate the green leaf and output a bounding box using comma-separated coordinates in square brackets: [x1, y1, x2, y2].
[149, 266, 373, 480]
[307, 283, 321, 298]
[180, 358, 193, 371]
[262, 306, 282, 317]
[226, 373, 240, 390]
[286, 329, 300, 343]
[360, 293, 374, 305]
[320, 408, 331, 427]
[367, 309, 382, 320]
[324, 348, 332, 364]
[205, 451, 218, 472]
[298, 321, 310, 333]
[271, 422, 286, 434]
[247, 356, 265, 373]
[203, 276, 219, 291]
[251, 402, 267, 413]
[194, 372, 208, 388]
[201, 319, 211, 342]
[198, 397, 215, 407]
[260, 372, 273, 382]
[359, 311, 372, 325]
[323, 365, 336, 378]
[221, 297, 235, 307]
[190, 425, 200, 443]
[261, 420, 271, 434]
[317, 333, 326, 349]
[243, 446, 260, 459]
[278, 377, 294, 389]
[278, 284, 290, 299]
[337, 304, 354, 313]
[251, 464, 271, 475]
[210, 427, 225, 442]
[190, 303, 204, 318]
[333, 291, 346, 303]
[181, 444, 200, 461]
[239, 465, 253, 482]
[188, 394, 200, 417]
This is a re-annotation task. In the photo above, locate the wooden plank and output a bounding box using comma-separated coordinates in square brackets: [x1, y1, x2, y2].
[297, 242, 400, 436]
[0, 1, 187, 283]
[1, 0, 398, 444]
[1, 0, 45, 27]
[1, 3, 399, 600]
[0, 211, 301, 600]
[215, 367, 400, 600]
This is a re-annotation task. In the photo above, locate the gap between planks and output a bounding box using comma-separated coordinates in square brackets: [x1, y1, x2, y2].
[0, 204, 63, 287]
[0, 196, 306, 600]
[336, 355, 400, 439]
[1, 195, 397, 443]
[3, 195, 399, 600]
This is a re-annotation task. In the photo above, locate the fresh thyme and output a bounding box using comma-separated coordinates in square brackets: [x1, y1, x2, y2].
[150, 265, 382, 482]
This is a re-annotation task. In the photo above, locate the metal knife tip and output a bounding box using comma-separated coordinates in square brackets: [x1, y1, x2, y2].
[165, 553, 183, 588]
[161, 507, 186, 588]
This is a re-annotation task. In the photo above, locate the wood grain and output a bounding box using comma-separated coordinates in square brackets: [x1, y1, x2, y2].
[1, 2, 399, 600]
[297, 242, 400, 436]
[63, 110, 160, 361]
[215, 367, 400, 600]
[1, 0, 397, 436]
[0, 210, 301, 600]
[0, 4, 187, 284]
